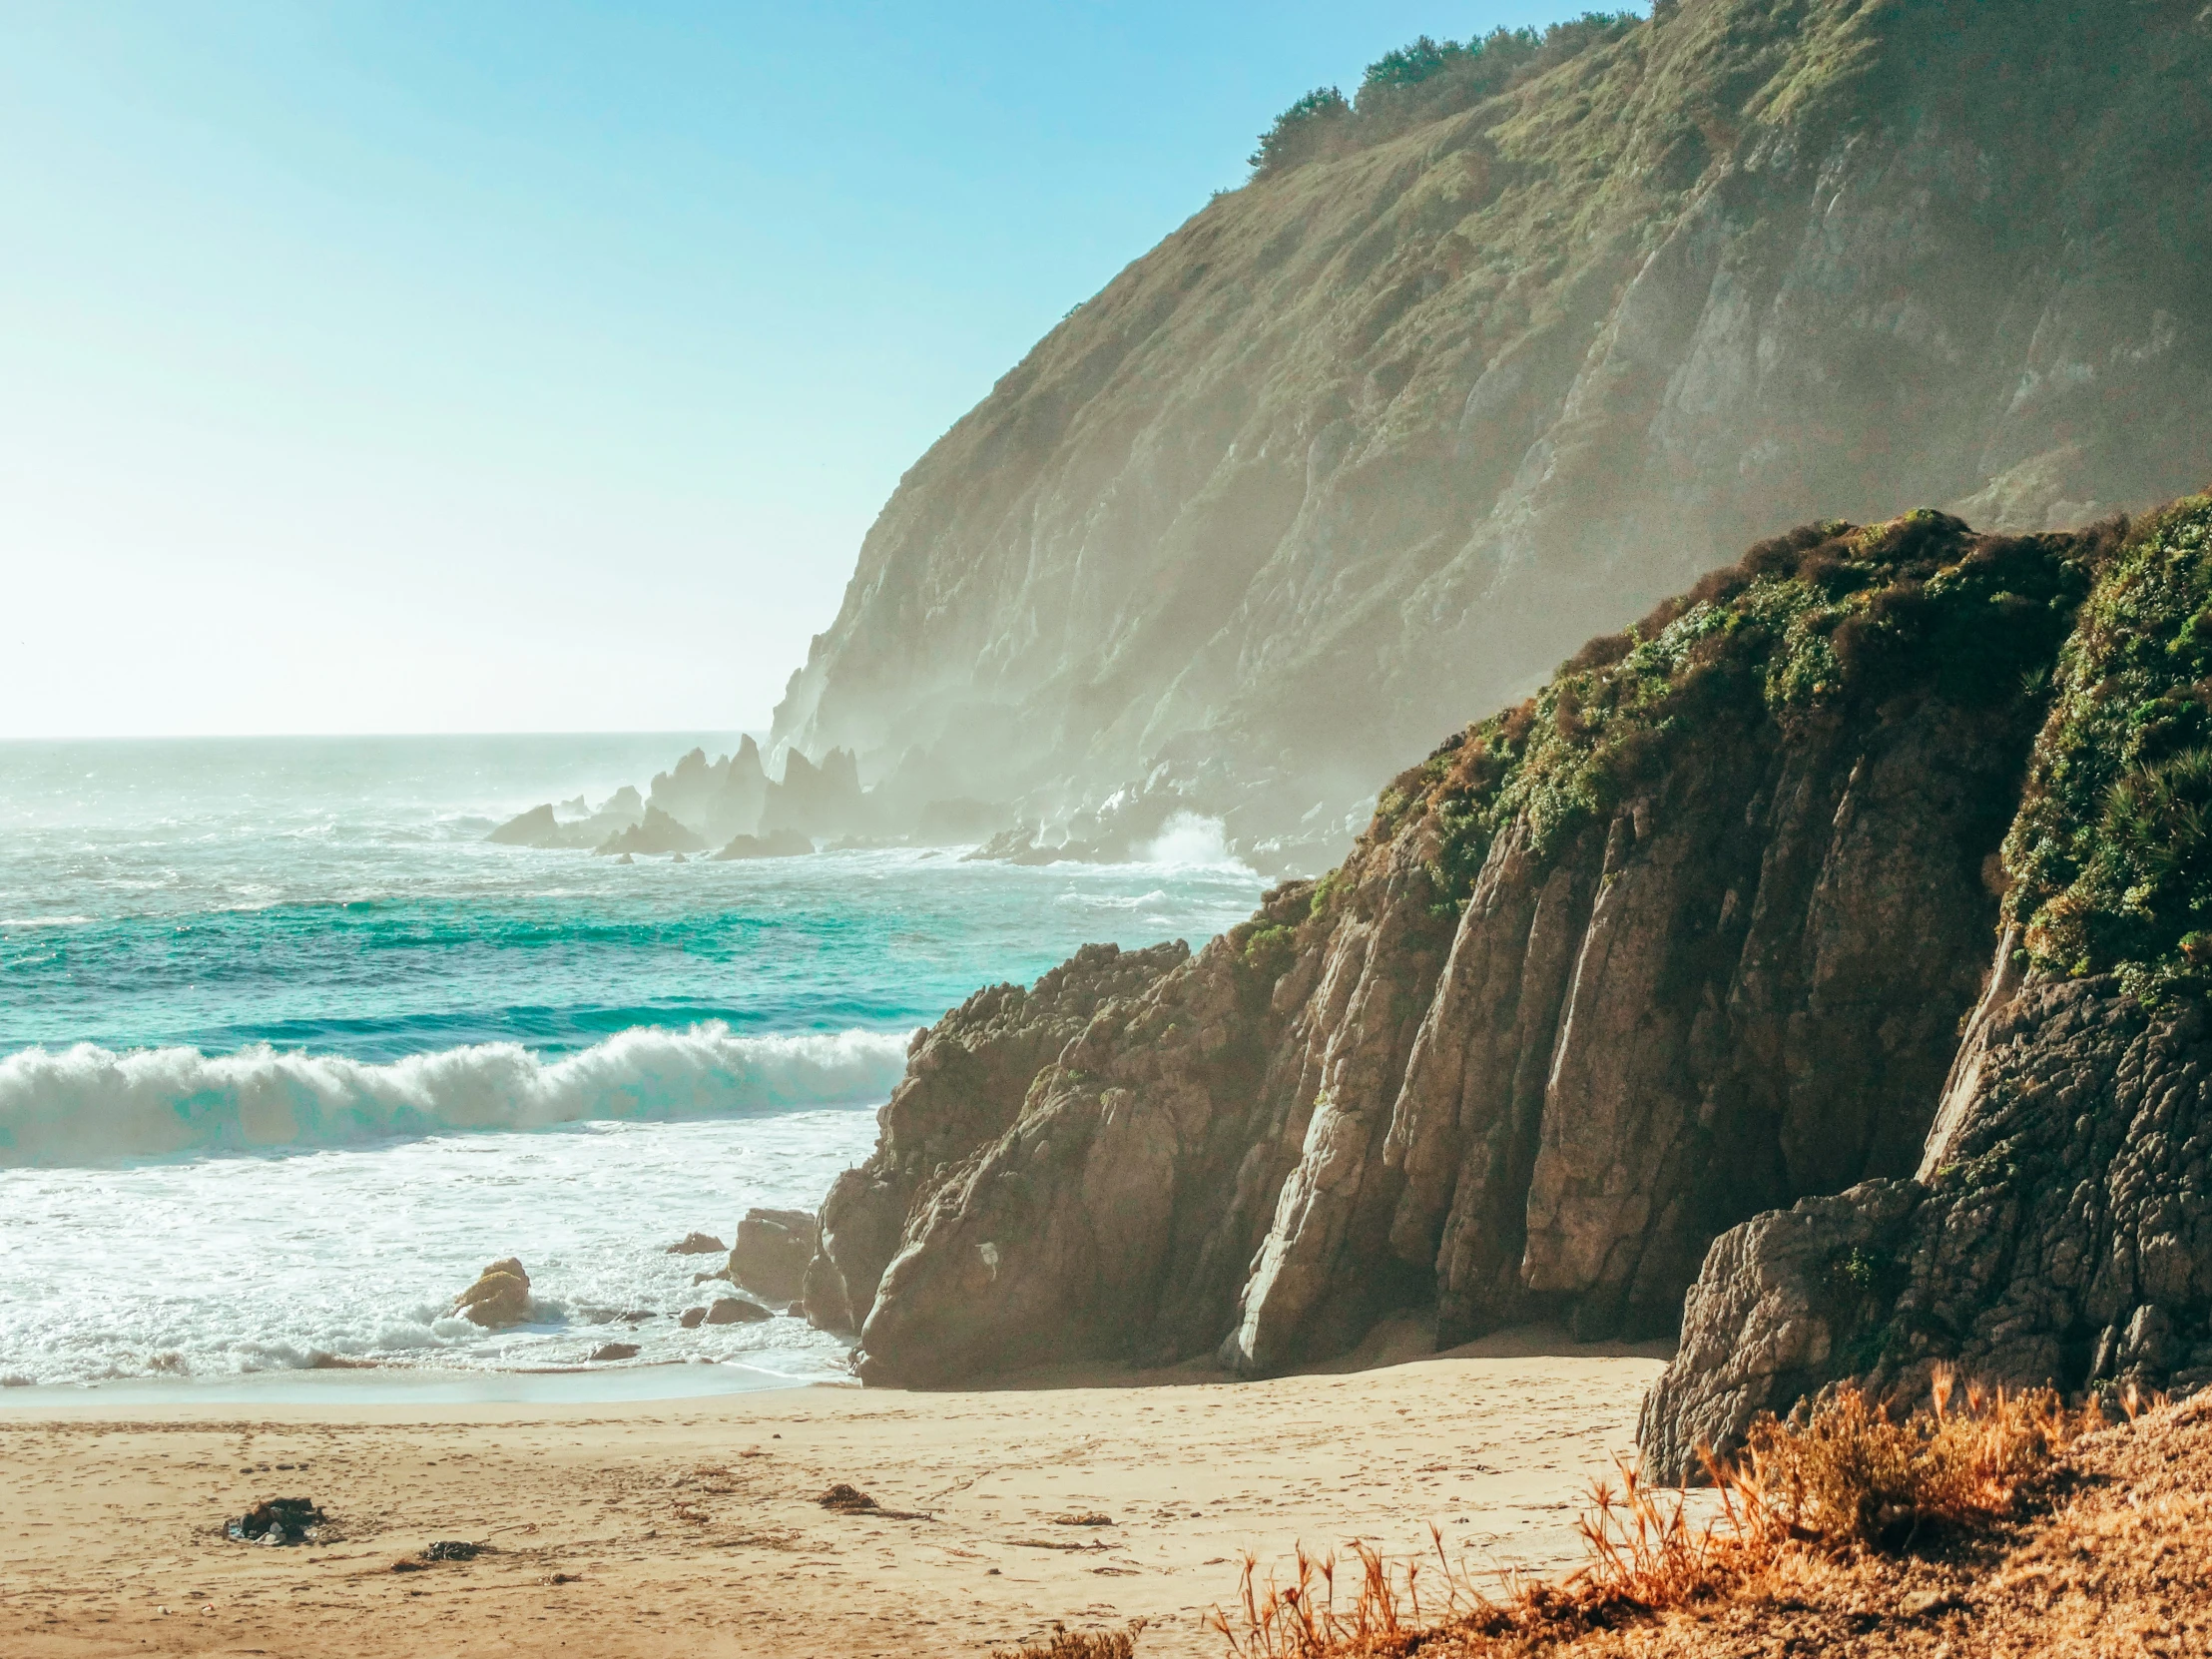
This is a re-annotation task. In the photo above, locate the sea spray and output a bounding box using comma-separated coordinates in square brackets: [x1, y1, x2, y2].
[0, 1024, 910, 1167]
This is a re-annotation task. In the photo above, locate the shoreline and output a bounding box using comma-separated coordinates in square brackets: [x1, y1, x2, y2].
[0, 1355, 838, 1411]
[0, 1326, 1667, 1658]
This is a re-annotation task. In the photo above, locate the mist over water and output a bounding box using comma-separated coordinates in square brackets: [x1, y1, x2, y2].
[0, 736, 1264, 1385]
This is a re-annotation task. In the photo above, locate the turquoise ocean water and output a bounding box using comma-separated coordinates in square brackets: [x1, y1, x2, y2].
[0, 735, 1264, 1387]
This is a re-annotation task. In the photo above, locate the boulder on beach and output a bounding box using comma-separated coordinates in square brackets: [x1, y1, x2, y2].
[730, 1208, 818, 1303]
[588, 1342, 640, 1363]
[703, 1295, 773, 1326]
[665, 1232, 727, 1256]
[452, 1258, 531, 1329]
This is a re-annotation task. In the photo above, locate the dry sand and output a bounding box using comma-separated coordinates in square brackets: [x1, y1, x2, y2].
[0, 1327, 1666, 1658]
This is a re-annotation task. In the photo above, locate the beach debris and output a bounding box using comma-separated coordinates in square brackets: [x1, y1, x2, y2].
[451, 1258, 531, 1328]
[1051, 1512, 1115, 1527]
[665, 1232, 727, 1256]
[818, 1483, 935, 1520]
[703, 1295, 772, 1326]
[392, 1540, 484, 1572]
[543, 1571, 580, 1585]
[227, 1496, 323, 1546]
[589, 1342, 641, 1362]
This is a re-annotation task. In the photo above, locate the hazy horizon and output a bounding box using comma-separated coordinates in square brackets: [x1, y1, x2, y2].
[3, 0, 1590, 743]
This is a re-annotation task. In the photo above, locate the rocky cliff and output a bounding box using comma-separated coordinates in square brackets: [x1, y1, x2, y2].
[1643, 491, 2212, 1475]
[806, 502, 2183, 1394]
[772, 0, 2212, 862]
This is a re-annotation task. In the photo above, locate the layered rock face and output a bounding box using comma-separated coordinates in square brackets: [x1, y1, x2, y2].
[1644, 493, 2212, 1474]
[802, 940, 1192, 1336]
[773, 0, 2212, 856]
[810, 509, 2135, 1388]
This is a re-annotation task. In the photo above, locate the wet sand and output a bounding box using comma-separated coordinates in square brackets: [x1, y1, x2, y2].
[0, 1327, 1667, 1658]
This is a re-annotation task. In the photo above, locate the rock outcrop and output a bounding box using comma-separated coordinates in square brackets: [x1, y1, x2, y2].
[649, 742, 769, 844]
[729, 1208, 817, 1304]
[595, 806, 707, 857]
[712, 829, 814, 860]
[1642, 492, 2212, 1474]
[452, 1258, 531, 1329]
[810, 506, 2149, 1389]
[487, 790, 646, 850]
[771, 0, 2212, 861]
[802, 940, 1194, 1337]
[760, 748, 869, 843]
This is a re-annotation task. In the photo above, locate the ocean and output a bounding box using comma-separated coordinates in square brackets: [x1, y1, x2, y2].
[0, 735, 1265, 1390]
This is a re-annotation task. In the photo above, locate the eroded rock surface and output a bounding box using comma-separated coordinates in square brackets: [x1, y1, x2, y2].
[801, 940, 1193, 1337]
[1640, 494, 2212, 1472]
[730, 1208, 817, 1304]
[816, 510, 2117, 1387]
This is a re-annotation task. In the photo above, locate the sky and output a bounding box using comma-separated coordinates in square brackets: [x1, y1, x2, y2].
[3, 1, 1601, 739]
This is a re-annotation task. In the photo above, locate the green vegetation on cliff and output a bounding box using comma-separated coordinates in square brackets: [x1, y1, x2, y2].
[1359, 510, 2104, 916]
[1248, 14, 1638, 175]
[2004, 493, 2212, 999]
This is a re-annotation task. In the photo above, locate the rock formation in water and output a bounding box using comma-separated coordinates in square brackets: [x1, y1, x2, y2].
[729, 1208, 818, 1304]
[711, 829, 815, 860]
[650, 741, 769, 843]
[453, 1258, 532, 1329]
[806, 504, 2175, 1389]
[770, 0, 2212, 866]
[487, 789, 647, 850]
[595, 806, 707, 857]
[760, 747, 870, 843]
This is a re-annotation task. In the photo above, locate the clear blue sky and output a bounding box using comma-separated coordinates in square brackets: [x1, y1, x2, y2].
[3, 1, 1606, 739]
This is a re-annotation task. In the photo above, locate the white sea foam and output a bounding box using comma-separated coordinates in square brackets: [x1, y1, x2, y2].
[1141, 811, 1250, 870]
[0, 1024, 911, 1167]
[0, 1112, 878, 1387]
[1054, 887, 1172, 912]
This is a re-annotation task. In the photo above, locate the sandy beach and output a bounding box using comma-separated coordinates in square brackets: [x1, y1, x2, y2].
[0, 1327, 1665, 1658]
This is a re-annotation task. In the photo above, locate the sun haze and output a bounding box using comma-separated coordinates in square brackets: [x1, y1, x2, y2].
[0, 0, 1572, 739]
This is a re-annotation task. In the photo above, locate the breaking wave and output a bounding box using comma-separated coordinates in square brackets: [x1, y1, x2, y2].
[0, 1024, 911, 1167]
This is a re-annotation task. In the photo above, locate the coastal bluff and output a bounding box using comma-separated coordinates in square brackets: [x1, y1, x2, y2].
[770, 0, 2212, 865]
[806, 494, 2212, 1470]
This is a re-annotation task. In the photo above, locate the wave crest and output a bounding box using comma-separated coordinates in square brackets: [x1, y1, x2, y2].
[0, 1024, 909, 1167]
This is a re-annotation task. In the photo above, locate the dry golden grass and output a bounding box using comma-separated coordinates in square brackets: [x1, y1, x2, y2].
[1736, 1369, 2099, 1547]
[1202, 1371, 2118, 1658]
[991, 1621, 1143, 1658]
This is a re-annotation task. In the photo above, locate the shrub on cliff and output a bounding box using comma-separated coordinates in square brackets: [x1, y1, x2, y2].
[2001, 493, 2212, 1002]
[1362, 510, 2105, 915]
[1248, 13, 1638, 177]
